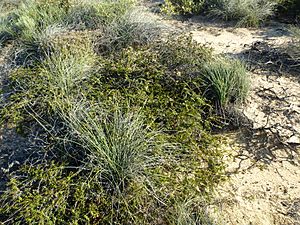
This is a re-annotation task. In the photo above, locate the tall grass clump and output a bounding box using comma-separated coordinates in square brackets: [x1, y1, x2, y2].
[0, 0, 69, 63]
[67, 0, 136, 29]
[210, 0, 277, 27]
[1, 39, 96, 130]
[63, 104, 161, 192]
[170, 198, 216, 225]
[96, 7, 166, 53]
[40, 40, 97, 108]
[201, 57, 249, 107]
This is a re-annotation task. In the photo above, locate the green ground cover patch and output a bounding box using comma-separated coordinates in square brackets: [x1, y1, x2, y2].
[0, 1, 250, 224]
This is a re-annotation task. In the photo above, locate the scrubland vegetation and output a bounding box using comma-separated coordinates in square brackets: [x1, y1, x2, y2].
[163, 0, 300, 27]
[0, 0, 298, 224]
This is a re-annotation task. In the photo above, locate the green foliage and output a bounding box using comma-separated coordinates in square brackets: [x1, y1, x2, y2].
[64, 105, 163, 192]
[1, 32, 230, 224]
[86, 36, 226, 198]
[274, 0, 300, 20]
[0, 0, 161, 63]
[200, 57, 249, 107]
[95, 7, 166, 53]
[210, 0, 277, 27]
[162, 0, 205, 15]
[0, 163, 84, 225]
[162, 0, 277, 27]
[88, 36, 213, 131]
[67, 0, 136, 29]
[0, 162, 151, 224]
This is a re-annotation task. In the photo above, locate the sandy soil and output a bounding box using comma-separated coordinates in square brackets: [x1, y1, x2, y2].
[159, 14, 300, 225]
[192, 20, 300, 225]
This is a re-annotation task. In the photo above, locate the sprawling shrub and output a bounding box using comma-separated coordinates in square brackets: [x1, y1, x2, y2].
[0, 162, 152, 224]
[162, 0, 205, 15]
[1, 29, 232, 223]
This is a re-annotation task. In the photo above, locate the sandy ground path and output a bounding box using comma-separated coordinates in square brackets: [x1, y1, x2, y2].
[156, 13, 300, 224]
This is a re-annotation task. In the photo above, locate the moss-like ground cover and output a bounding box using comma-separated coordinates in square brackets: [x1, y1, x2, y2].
[0, 0, 250, 224]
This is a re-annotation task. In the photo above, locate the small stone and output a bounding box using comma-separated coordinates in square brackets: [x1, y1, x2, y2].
[286, 135, 300, 144]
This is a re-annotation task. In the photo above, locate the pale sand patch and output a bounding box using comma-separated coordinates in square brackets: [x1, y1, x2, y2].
[191, 26, 291, 55]
[211, 132, 300, 225]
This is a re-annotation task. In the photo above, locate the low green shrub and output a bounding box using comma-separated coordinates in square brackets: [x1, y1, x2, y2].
[88, 36, 214, 131]
[1, 34, 230, 224]
[0, 162, 154, 224]
[201, 57, 249, 107]
[87, 36, 226, 197]
[162, 0, 205, 15]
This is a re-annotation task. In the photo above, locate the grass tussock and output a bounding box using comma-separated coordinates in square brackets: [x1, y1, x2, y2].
[170, 198, 217, 225]
[163, 0, 277, 27]
[64, 105, 161, 192]
[0, 0, 164, 63]
[212, 0, 276, 27]
[96, 7, 166, 53]
[201, 57, 249, 107]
